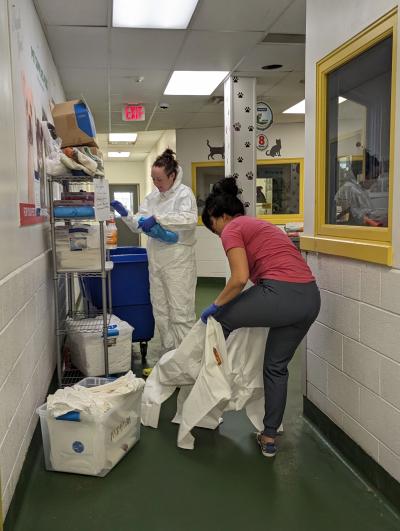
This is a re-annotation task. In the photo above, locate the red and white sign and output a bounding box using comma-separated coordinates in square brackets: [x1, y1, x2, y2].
[257, 133, 269, 151]
[122, 104, 145, 122]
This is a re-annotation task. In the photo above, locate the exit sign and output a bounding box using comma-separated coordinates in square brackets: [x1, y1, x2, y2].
[123, 104, 145, 122]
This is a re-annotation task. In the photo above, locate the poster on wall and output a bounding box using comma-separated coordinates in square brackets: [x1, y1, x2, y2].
[8, 0, 64, 226]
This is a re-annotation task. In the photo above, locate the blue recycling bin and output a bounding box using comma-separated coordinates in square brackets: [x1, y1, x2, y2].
[83, 247, 155, 353]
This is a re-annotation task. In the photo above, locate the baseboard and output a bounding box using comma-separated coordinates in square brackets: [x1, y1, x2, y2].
[303, 396, 400, 512]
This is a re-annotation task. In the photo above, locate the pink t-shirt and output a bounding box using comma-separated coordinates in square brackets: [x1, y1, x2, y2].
[221, 216, 315, 284]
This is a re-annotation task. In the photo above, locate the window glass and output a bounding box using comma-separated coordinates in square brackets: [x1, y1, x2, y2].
[256, 163, 300, 216]
[326, 36, 391, 227]
[195, 165, 224, 216]
[113, 191, 133, 217]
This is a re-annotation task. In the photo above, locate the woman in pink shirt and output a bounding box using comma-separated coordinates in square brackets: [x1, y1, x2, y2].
[200, 178, 320, 457]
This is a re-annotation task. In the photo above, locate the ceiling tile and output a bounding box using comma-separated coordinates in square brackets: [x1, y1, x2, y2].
[191, 0, 292, 32]
[175, 30, 264, 70]
[110, 29, 186, 69]
[183, 112, 224, 129]
[46, 27, 109, 68]
[110, 69, 170, 100]
[239, 42, 305, 72]
[149, 112, 194, 130]
[34, 0, 109, 26]
[58, 67, 108, 106]
[268, 0, 306, 34]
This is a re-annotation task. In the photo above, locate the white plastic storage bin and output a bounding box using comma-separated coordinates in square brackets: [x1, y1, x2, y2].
[37, 376, 144, 476]
[55, 223, 105, 272]
[67, 315, 133, 376]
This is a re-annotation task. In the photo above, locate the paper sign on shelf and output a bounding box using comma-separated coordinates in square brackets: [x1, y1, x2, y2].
[94, 178, 111, 221]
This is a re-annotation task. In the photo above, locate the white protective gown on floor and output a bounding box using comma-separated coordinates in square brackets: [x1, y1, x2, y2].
[121, 166, 198, 353]
[141, 318, 271, 450]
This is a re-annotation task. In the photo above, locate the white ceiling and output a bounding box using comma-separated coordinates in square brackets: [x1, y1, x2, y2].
[34, 0, 306, 160]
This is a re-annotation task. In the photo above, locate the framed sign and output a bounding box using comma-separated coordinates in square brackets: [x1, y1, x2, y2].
[257, 133, 268, 151]
[256, 101, 273, 131]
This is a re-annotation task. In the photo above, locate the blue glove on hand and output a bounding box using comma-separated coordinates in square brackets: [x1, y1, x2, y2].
[139, 216, 157, 233]
[200, 303, 220, 324]
[148, 224, 178, 244]
[110, 200, 128, 217]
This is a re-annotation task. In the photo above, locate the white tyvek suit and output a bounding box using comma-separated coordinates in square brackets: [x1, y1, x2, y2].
[121, 167, 197, 353]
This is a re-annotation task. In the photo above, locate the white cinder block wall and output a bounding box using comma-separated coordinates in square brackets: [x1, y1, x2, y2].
[0, 0, 64, 517]
[306, 255, 400, 481]
[0, 254, 56, 513]
[305, 0, 400, 484]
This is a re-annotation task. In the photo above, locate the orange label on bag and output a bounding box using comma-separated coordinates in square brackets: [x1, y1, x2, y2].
[213, 347, 222, 366]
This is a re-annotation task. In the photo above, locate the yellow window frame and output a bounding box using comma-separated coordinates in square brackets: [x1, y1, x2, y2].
[192, 161, 225, 225]
[256, 158, 304, 224]
[192, 158, 304, 225]
[302, 9, 397, 266]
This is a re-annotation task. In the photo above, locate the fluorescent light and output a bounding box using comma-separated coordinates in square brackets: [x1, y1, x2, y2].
[283, 99, 305, 114]
[108, 152, 130, 158]
[108, 133, 137, 143]
[112, 0, 199, 29]
[164, 71, 229, 96]
[338, 96, 347, 103]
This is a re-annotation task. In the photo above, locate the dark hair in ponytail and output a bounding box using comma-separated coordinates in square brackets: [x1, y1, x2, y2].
[202, 177, 245, 231]
[153, 148, 178, 177]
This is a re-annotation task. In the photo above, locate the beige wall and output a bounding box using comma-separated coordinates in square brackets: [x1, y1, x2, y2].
[104, 161, 146, 204]
[305, 0, 400, 483]
[176, 123, 305, 276]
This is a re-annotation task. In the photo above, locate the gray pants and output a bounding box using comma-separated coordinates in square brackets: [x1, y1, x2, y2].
[213, 279, 320, 437]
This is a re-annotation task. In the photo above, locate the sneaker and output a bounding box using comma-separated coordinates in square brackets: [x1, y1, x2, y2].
[256, 433, 277, 457]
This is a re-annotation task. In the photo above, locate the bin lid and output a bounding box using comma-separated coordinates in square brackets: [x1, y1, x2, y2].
[111, 253, 148, 264]
[111, 246, 148, 263]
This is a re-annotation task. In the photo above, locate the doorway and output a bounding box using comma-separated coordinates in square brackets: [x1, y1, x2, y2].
[109, 184, 140, 247]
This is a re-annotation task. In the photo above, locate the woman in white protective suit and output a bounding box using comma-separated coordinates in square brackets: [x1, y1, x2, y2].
[110, 149, 198, 356]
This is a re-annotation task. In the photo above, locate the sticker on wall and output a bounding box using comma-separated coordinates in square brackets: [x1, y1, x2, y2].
[233, 122, 241, 131]
[257, 133, 269, 151]
[206, 140, 224, 160]
[256, 101, 273, 131]
[266, 138, 282, 157]
[237, 91, 244, 99]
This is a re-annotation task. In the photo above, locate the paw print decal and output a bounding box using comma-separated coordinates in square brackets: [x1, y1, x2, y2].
[233, 76, 239, 83]
[244, 201, 251, 208]
[237, 156, 243, 163]
[244, 141, 251, 148]
[245, 106, 251, 113]
[238, 187, 243, 194]
[232, 173, 239, 179]
[246, 171, 254, 180]
[248, 125, 254, 132]
[233, 122, 241, 132]
[237, 91, 244, 99]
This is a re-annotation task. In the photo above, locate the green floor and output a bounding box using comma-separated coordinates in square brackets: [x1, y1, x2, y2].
[4, 278, 400, 531]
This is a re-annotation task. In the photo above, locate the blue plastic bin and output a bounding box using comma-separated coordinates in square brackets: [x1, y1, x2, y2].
[83, 247, 155, 344]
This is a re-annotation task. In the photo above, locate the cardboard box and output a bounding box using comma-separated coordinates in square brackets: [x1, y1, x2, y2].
[52, 99, 98, 148]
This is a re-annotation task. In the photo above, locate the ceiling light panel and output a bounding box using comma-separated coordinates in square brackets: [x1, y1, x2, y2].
[112, 0, 199, 29]
[283, 99, 305, 114]
[108, 151, 130, 158]
[108, 133, 138, 143]
[164, 71, 229, 95]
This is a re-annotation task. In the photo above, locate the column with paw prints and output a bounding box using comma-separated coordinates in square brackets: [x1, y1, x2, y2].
[223, 76, 256, 216]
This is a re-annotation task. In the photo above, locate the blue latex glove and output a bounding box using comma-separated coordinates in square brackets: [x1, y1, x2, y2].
[200, 303, 220, 324]
[140, 215, 157, 233]
[148, 223, 178, 244]
[110, 200, 128, 217]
